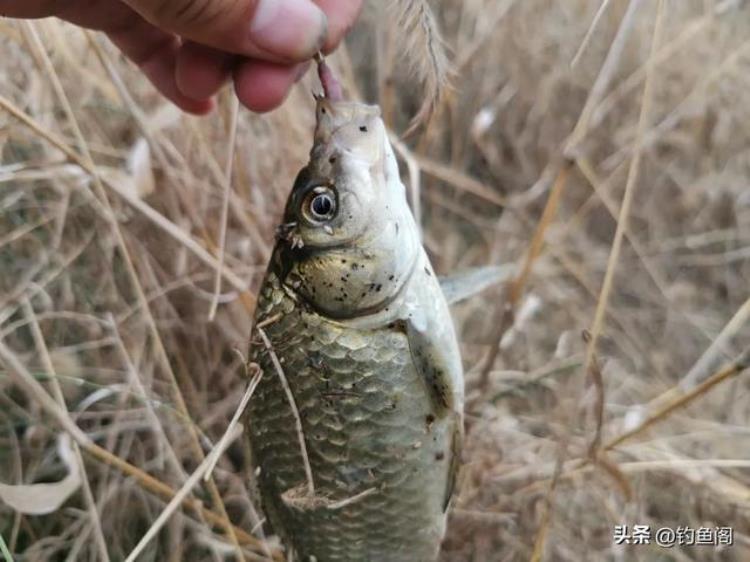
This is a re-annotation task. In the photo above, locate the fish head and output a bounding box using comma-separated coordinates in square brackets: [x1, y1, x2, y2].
[274, 98, 420, 319]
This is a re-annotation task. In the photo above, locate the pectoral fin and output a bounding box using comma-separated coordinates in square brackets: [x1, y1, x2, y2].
[404, 313, 464, 511]
[439, 265, 515, 306]
[444, 417, 463, 512]
[404, 279, 464, 417]
[404, 257, 466, 512]
[406, 320, 458, 415]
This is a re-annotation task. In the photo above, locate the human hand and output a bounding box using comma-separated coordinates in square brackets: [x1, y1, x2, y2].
[1, 0, 362, 113]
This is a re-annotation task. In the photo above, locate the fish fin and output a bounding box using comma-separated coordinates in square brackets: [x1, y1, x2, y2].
[405, 310, 464, 510]
[405, 316, 463, 416]
[404, 262, 464, 417]
[402, 256, 465, 509]
[443, 416, 463, 512]
[438, 265, 515, 305]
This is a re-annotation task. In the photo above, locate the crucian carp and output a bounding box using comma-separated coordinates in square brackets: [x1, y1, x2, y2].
[244, 64, 464, 562]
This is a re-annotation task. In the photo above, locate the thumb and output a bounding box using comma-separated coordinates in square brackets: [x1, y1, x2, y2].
[122, 0, 327, 62]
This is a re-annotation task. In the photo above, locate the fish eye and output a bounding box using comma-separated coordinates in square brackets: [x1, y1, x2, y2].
[302, 186, 337, 223]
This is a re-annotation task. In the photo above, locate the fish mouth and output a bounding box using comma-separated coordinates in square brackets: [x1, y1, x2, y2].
[276, 222, 363, 251]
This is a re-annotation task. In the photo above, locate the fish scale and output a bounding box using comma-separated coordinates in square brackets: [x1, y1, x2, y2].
[247, 271, 453, 561]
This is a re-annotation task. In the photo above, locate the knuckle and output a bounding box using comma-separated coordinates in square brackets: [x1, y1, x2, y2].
[145, 0, 175, 26]
[147, 0, 227, 32]
[175, 0, 216, 28]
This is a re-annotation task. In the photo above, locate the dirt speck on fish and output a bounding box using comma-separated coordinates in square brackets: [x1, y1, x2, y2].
[245, 92, 464, 562]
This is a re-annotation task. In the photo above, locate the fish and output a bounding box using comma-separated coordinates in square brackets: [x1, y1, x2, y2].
[244, 92, 464, 562]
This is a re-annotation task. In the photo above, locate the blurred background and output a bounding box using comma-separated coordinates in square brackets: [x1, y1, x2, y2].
[1, 0, 750, 560]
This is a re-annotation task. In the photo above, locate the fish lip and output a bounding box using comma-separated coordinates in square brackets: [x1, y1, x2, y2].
[282, 230, 363, 251]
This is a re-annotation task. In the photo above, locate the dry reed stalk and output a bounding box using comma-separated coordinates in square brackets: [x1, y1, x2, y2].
[477, 161, 571, 390]
[204, 365, 263, 481]
[18, 25, 247, 558]
[570, 0, 615, 69]
[256, 327, 315, 497]
[566, 0, 644, 154]
[107, 313, 186, 476]
[0, 339, 279, 558]
[604, 357, 748, 452]
[581, 0, 664, 397]
[573, 156, 717, 347]
[413, 153, 506, 208]
[0, 94, 250, 293]
[124, 424, 243, 562]
[590, 0, 737, 127]
[22, 299, 110, 562]
[208, 95, 241, 321]
[516, 354, 748, 496]
[680, 295, 750, 389]
[528, 441, 566, 562]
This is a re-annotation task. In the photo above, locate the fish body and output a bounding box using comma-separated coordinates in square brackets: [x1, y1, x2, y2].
[245, 98, 463, 562]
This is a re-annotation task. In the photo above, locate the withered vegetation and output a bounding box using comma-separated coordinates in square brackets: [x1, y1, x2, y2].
[1, 1, 750, 560]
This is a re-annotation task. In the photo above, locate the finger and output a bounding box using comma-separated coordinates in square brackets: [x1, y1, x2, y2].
[233, 60, 306, 113]
[108, 21, 214, 114]
[122, 0, 327, 62]
[313, 0, 363, 53]
[0, 0, 75, 18]
[1, 0, 136, 29]
[176, 42, 235, 101]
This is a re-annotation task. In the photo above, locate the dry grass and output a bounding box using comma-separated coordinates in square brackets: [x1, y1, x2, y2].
[2, 1, 750, 560]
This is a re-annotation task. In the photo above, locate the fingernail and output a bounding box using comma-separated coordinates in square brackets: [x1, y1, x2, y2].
[251, 0, 328, 61]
